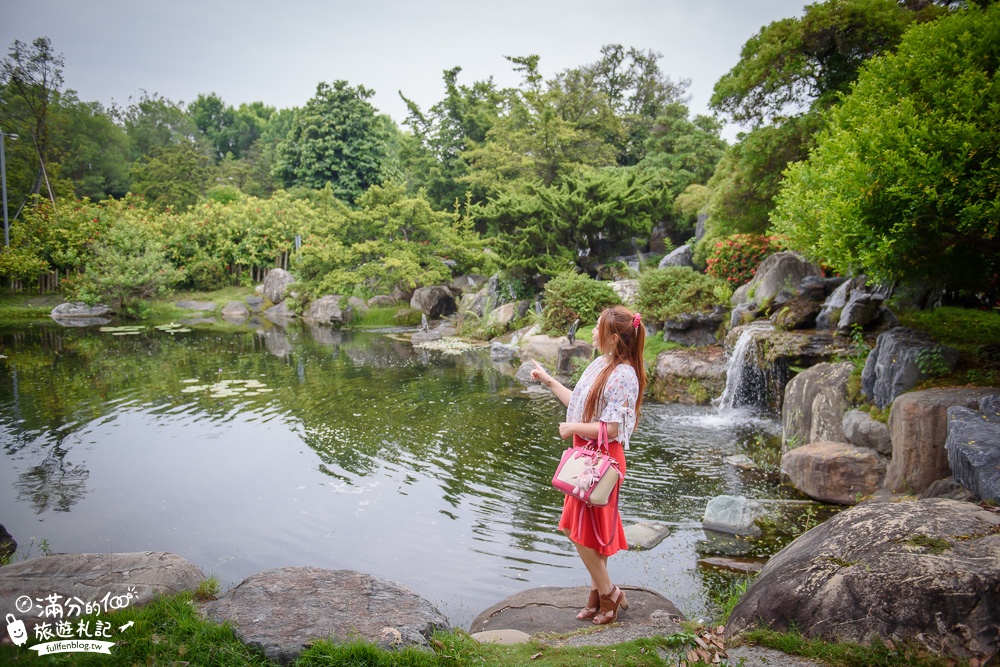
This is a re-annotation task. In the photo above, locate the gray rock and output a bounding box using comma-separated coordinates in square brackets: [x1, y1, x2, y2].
[490, 340, 517, 361]
[782, 362, 854, 449]
[0, 552, 204, 626]
[725, 454, 758, 470]
[485, 301, 523, 330]
[451, 274, 488, 293]
[302, 295, 354, 326]
[609, 278, 639, 306]
[50, 302, 114, 318]
[781, 442, 885, 505]
[772, 298, 822, 331]
[557, 340, 594, 376]
[861, 327, 960, 409]
[649, 345, 727, 405]
[470, 586, 685, 639]
[658, 244, 693, 268]
[246, 296, 264, 312]
[624, 522, 672, 550]
[471, 629, 530, 645]
[743, 252, 823, 310]
[367, 295, 397, 308]
[204, 567, 450, 664]
[884, 387, 998, 494]
[347, 296, 368, 315]
[518, 334, 565, 366]
[703, 495, 762, 536]
[842, 409, 892, 455]
[262, 268, 295, 304]
[816, 275, 863, 329]
[919, 477, 976, 502]
[947, 395, 1000, 503]
[221, 301, 250, 319]
[663, 306, 728, 347]
[174, 300, 217, 312]
[729, 301, 757, 328]
[725, 499, 1000, 663]
[837, 291, 884, 334]
[264, 301, 295, 322]
[410, 286, 457, 318]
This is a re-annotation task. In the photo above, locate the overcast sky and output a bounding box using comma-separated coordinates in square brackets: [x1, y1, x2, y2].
[2, 1, 810, 142]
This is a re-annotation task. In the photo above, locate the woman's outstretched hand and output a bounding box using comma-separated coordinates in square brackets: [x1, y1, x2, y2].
[529, 359, 551, 387]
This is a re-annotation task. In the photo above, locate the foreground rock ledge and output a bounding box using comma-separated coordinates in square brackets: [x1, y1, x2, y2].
[726, 499, 1000, 663]
[470, 586, 686, 647]
[0, 551, 204, 624]
[203, 567, 450, 665]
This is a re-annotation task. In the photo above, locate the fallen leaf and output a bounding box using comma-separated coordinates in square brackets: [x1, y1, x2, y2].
[715, 625, 725, 635]
[687, 649, 699, 662]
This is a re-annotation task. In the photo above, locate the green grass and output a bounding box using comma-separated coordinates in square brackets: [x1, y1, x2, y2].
[897, 306, 1000, 389]
[356, 305, 407, 327]
[740, 627, 957, 667]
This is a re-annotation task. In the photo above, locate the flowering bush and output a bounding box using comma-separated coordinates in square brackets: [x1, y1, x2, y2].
[705, 234, 784, 287]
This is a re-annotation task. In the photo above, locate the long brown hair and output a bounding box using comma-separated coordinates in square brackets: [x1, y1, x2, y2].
[582, 305, 646, 424]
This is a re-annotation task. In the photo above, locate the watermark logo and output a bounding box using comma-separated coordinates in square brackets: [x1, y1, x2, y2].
[6, 587, 137, 655]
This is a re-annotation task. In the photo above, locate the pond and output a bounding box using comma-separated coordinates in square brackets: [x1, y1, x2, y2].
[0, 318, 814, 629]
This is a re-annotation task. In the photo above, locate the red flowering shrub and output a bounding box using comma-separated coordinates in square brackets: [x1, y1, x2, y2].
[706, 234, 784, 287]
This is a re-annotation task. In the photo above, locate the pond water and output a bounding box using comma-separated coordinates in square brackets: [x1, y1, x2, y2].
[0, 319, 813, 628]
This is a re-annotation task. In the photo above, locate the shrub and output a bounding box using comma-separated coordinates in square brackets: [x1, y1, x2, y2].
[636, 266, 729, 322]
[705, 234, 783, 287]
[542, 272, 621, 334]
[187, 258, 228, 291]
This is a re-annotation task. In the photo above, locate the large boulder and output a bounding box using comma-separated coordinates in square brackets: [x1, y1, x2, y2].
[662, 306, 728, 347]
[50, 302, 114, 327]
[50, 302, 114, 318]
[485, 300, 529, 331]
[367, 295, 397, 308]
[459, 291, 489, 318]
[726, 499, 1000, 663]
[884, 387, 999, 494]
[738, 252, 823, 310]
[703, 495, 763, 535]
[518, 334, 565, 367]
[947, 395, 1000, 503]
[221, 301, 250, 320]
[410, 286, 457, 319]
[262, 268, 295, 305]
[649, 345, 726, 405]
[451, 274, 487, 293]
[771, 297, 822, 331]
[781, 362, 854, 449]
[609, 279, 639, 306]
[842, 409, 892, 456]
[205, 567, 450, 664]
[0, 552, 204, 627]
[658, 244, 693, 269]
[861, 327, 960, 410]
[781, 442, 885, 505]
[302, 295, 354, 326]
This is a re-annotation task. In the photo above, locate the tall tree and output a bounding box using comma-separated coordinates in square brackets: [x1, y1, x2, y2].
[274, 80, 391, 203]
[0, 36, 65, 203]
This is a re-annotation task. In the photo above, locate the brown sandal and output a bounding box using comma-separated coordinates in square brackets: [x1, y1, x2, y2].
[576, 589, 601, 620]
[593, 585, 628, 625]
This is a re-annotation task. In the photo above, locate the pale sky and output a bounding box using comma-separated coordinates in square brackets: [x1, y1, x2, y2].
[2, 1, 810, 141]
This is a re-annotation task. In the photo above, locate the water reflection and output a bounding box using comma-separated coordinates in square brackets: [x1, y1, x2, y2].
[0, 320, 812, 627]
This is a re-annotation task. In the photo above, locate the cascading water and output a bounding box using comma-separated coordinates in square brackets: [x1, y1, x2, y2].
[715, 322, 774, 412]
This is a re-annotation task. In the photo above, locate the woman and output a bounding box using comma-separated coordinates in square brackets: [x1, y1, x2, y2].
[530, 305, 646, 625]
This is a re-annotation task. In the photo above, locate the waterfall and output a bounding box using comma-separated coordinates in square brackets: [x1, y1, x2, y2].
[716, 323, 774, 412]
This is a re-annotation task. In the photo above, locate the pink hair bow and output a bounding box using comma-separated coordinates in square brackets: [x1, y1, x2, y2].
[632, 313, 642, 329]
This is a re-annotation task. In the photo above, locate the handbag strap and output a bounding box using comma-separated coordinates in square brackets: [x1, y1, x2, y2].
[597, 421, 610, 456]
[578, 488, 620, 548]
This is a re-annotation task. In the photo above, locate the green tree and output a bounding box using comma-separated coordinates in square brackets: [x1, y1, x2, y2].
[274, 80, 390, 202]
[49, 92, 131, 200]
[130, 139, 213, 210]
[70, 218, 184, 316]
[401, 67, 505, 210]
[771, 4, 1000, 295]
[117, 91, 199, 163]
[0, 36, 65, 204]
[478, 167, 668, 276]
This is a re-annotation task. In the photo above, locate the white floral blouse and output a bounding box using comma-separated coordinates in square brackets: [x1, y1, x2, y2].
[565, 355, 640, 450]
